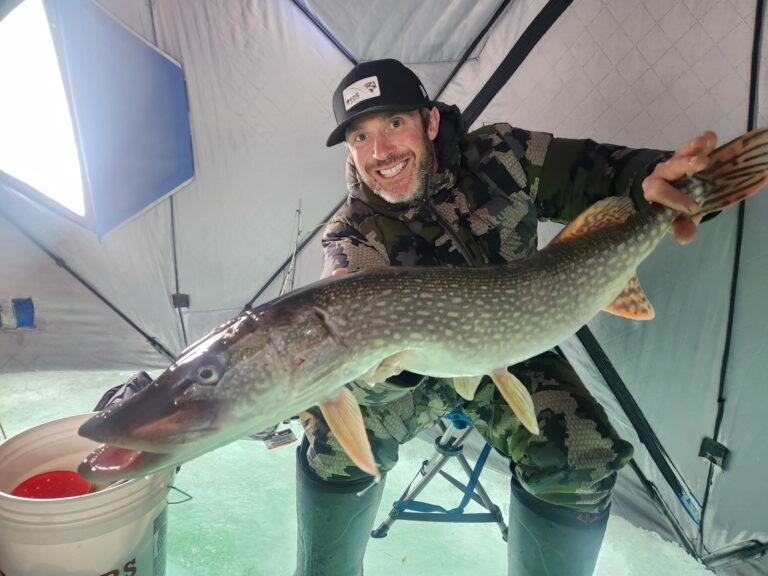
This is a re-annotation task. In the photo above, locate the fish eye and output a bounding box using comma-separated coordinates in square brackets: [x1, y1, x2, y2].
[196, 364, 220, 385]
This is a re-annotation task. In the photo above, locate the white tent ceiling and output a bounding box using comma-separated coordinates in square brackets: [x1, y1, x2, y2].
[0, 1, 766, 573]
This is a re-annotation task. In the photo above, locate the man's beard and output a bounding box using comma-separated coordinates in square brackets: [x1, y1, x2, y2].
[362, 133, 435, 205]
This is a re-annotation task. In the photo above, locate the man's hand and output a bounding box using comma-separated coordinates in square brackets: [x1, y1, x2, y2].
[642, 131, 717, 244]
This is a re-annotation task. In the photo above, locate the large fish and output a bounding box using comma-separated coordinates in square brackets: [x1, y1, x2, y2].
[78, 129, 768, 482]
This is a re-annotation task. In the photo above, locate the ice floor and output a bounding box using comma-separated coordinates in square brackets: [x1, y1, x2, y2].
[0, 370, 713, 575]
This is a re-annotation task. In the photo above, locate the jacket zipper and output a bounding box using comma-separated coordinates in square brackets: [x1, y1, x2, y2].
[419, 174, 482, 267]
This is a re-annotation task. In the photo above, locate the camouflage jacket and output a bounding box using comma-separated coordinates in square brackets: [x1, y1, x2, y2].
[322, 102, 668, 404]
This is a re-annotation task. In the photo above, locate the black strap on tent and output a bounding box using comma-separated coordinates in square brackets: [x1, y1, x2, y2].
[432, 0, 512, 101]
[462, 0, 573, 127]
[292, 0, 356, 63]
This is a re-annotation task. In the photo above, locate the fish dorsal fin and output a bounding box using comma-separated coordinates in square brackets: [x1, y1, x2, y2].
[320, 386, 380, 480]
[550, 197, 636, 245]
[489, 369, 539, 435]
[604, 274, 656, 320]
[453, 376, 484, 400]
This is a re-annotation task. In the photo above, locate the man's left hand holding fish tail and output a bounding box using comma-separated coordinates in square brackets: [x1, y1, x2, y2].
[643, 130, 717, 244]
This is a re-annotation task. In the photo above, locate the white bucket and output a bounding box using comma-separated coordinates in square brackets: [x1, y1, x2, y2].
[0, 413, 175, 576]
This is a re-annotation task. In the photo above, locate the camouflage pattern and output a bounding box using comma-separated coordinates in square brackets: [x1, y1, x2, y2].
[303, 105, 663, 513]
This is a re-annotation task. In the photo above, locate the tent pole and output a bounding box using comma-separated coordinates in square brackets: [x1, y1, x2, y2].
[698, 0, 766, 554]
[292, 0, 356, 63]
[628, 460, 700, 559]
[169, 196, 189, 348]
[575, 327, 703, 528]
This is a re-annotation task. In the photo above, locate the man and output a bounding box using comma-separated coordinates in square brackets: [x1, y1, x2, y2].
[295, 58, 714, 575]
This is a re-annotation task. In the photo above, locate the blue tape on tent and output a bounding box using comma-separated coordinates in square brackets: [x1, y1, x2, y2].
[43, 0, 194, 235]
[12, 298, 35, 328]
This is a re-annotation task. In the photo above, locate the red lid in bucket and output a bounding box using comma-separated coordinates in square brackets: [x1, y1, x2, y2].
[11, 470, 91, 499]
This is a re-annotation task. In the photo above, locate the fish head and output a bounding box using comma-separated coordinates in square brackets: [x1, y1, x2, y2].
[77, 300, 351, 481]
[77, 310, 292, 480]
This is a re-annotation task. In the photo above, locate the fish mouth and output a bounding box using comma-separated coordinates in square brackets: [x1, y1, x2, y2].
[77, 410, 227, 482]
[76, 385, 228, 482]
[78, 400, 222, 453]
[76, 389, 244, 481]
[78, 444, 177, 481]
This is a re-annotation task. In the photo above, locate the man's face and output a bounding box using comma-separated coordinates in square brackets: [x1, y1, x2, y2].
[345, 108, 439, 204]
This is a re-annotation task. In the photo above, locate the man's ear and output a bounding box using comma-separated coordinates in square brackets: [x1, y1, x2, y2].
[427, 106, 440, 140]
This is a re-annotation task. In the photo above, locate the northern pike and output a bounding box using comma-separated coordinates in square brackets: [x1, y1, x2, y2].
[78, 128, 768, 482]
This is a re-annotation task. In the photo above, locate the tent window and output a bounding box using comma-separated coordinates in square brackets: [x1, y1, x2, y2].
[0, 0, 84, 216]
[0, 0, 194, 236]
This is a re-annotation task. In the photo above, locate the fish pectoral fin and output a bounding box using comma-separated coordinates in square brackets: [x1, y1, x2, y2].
[312, 306, 346, 347]
[360, 353, 405, 385]
[550, 197, 635, 244]
[490, 369, 539, 435]
[453, 376, 484, 400]
[320, 387, 380, 480]
[604, 274, 655, 320]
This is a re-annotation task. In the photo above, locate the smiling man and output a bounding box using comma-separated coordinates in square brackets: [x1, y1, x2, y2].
[294, 59, 714, 576]
[345, 107, 438, 204]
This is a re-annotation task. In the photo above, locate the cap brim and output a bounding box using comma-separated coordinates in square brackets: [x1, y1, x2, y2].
[326, 103, 429, 147]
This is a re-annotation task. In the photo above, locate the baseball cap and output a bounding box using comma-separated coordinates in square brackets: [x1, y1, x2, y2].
[326, 59, 431, 147]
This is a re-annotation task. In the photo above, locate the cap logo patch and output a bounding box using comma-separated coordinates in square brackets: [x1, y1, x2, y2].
[343, 75, 381, 111]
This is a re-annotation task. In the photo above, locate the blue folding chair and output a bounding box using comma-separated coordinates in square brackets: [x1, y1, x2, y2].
[371, 409, 508, 541]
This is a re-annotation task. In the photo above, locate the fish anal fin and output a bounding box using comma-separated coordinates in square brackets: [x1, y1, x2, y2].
[489, 369, 539, 435]
[453, 376, 484, 400]
[550, 197, 636, 245]
[320, 387, 380, 479]
[604, 274, 656, 320]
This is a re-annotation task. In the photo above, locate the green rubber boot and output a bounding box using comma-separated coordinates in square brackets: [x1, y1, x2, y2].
[507, 477, 609, 576]
[294, 440, 386, 576]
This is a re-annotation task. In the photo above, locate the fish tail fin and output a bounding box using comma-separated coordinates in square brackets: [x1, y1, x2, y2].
[690, 127, 768, 216]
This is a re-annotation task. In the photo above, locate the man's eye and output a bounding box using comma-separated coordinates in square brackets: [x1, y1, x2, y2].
[352, 133, 367, 143]
[391, 119, 403, 128]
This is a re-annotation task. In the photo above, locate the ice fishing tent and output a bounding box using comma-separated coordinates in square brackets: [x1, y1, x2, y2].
[0, 0, 766, 573]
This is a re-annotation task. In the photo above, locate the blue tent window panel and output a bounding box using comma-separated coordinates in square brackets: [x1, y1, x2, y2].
[12, 298, 36, 328]
[44, 0, 194, 235]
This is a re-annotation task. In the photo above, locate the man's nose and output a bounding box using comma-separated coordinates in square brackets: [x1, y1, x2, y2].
[372, 134, 395, 159]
